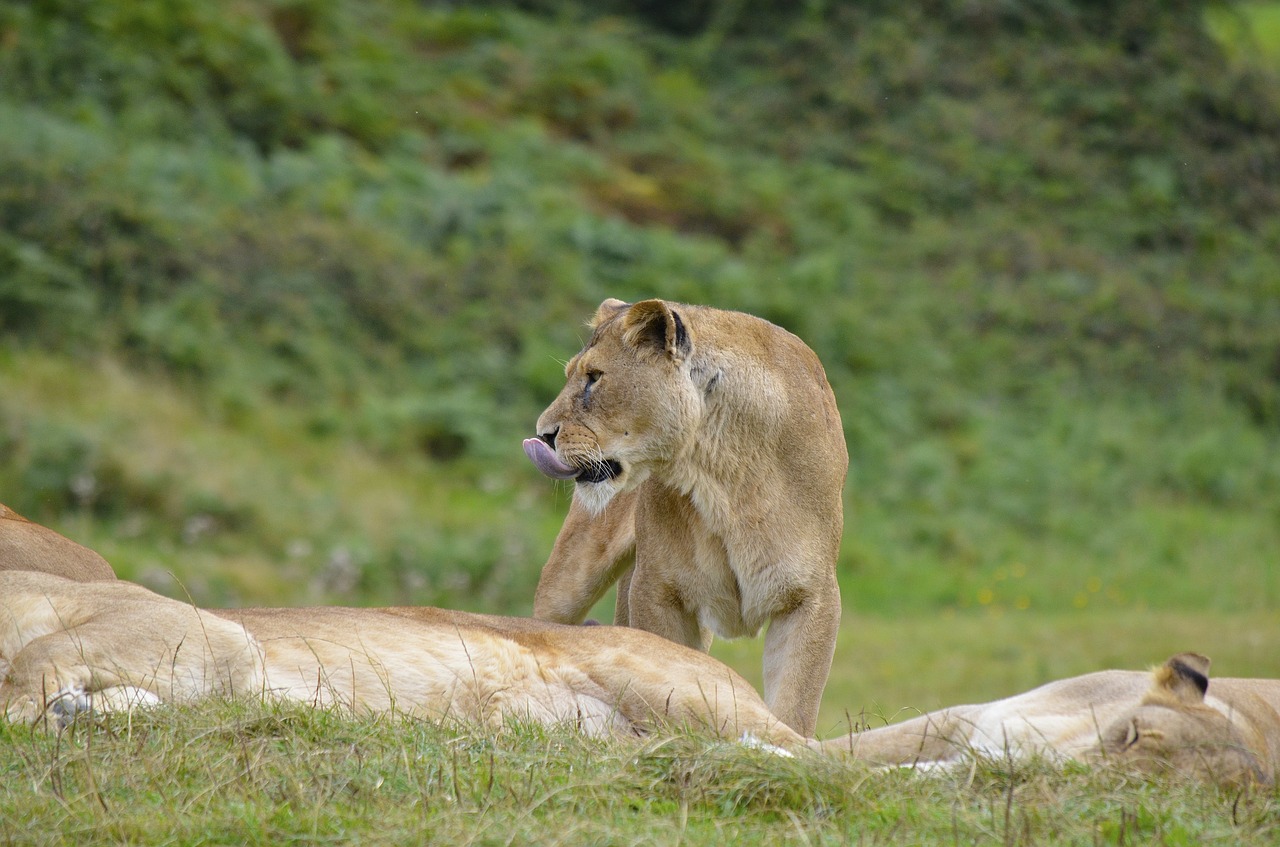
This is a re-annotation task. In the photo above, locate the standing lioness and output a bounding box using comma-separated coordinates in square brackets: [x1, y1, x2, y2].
[523, 298, 847, 735]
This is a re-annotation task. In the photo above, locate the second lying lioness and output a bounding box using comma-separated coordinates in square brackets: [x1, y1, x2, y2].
[524, 298, 848, 736]
[837, 652, 1280, 785]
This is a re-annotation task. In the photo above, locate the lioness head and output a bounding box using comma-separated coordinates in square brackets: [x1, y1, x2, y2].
[524, 298, 702, 514]
[1095, 653, 1270, 785]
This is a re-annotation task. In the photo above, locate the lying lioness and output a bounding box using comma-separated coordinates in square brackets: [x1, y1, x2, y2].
[840, 652, 1280, 785]
[0, 571, 799, 746]
[0, 503, 115, 581]
[2, 571, 1277, 784]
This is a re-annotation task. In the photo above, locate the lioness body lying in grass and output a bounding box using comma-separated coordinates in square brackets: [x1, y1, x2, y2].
[840, 652, 1280, 784]
[2, 571, 1276, 784]
[0, 571, 798, 746]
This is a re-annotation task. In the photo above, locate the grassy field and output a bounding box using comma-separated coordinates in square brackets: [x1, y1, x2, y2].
[1, 698, 1277, 846]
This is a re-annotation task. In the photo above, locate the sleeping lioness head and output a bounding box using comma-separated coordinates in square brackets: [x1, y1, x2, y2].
[525, 298, 848, 737]
[1093, 653, 1277, 784]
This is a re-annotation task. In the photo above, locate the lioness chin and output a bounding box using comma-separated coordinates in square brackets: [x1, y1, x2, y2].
[524, 298, 848, 737]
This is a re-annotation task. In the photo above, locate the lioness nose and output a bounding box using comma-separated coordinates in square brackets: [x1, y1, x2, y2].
[539, 428, 559, 450]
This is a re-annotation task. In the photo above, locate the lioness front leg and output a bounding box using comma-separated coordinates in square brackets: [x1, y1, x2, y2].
[533, 489, 637, 624]
[761, 577, 841, 737]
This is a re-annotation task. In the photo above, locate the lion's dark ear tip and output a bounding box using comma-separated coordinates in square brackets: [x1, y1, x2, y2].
[670, 309, 691, 358]
[1169, 652, 1210, 676]
[620, 299, 688, 360]
[1166, 652, 1211, 698]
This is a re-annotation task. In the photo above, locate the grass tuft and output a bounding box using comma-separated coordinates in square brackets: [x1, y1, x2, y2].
[2, 699, 1277, 845]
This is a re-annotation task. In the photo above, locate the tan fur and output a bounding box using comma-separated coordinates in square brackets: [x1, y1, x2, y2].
[0, 503, 116, 581]
[822, 653, 1280, 786]
[528, 299, 848, 735]
[0, 572, 801, 746]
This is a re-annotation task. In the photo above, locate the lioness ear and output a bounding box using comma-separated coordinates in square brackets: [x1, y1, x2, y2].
[589, 298, 630, 329]
[621, 299, 692, 362]
[1150, 652, 1211, 705]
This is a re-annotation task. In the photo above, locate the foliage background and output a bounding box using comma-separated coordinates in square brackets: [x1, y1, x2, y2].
[1, 0, 1279, 728]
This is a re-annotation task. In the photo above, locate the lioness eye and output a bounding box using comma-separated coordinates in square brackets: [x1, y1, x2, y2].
[580, 369, 602, 403]
[1123, 721, 1140, 749]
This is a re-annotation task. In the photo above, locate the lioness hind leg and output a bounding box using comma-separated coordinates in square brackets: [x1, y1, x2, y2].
[69, 686, 163, 717]
[31, 685, 162, 728]
[4, 681, 164, 728]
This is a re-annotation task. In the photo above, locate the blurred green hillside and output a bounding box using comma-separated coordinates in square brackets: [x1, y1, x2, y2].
[1, 0, 1278, 623]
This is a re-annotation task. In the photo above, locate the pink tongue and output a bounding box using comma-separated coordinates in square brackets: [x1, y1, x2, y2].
[523, 438, 579, 480]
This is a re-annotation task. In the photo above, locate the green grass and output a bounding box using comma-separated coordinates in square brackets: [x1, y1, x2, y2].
[1, 698, 1276, 846]
[1208, 1, 1280, 68]
[0, 348, 561, 610]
